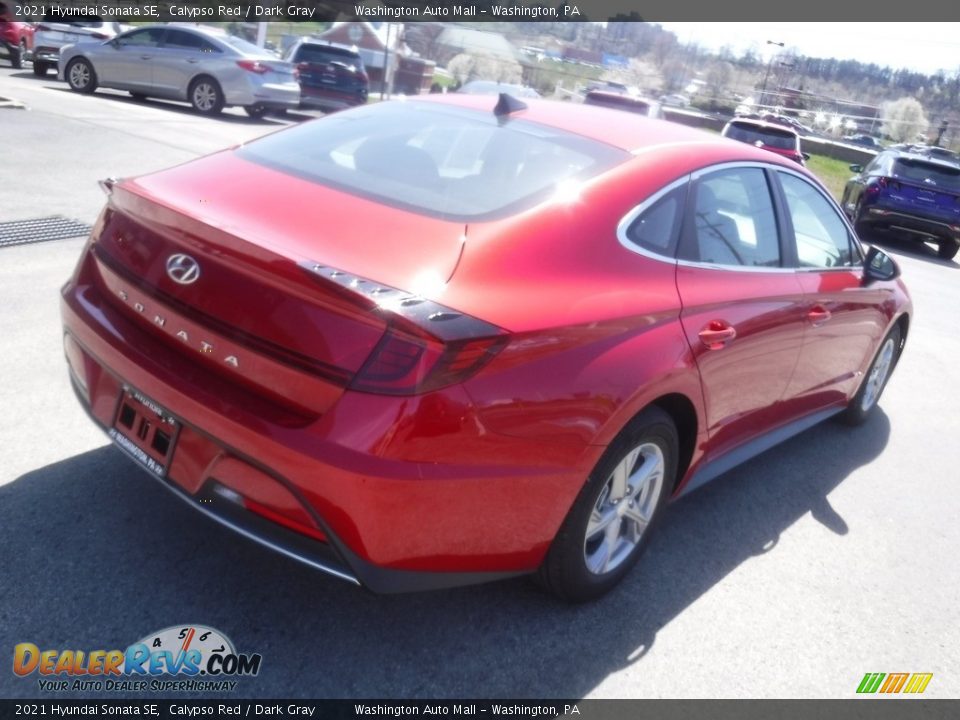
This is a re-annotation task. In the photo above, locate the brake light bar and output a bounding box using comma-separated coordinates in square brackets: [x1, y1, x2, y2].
[298, 261, 505, 343]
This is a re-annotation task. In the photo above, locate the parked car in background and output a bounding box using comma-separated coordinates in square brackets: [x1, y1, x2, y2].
[842, 147, 960, 259]
[722, 117, 808, 166]
[284, 40, 368, 112]
[843, 134, 882, 148]
[61, 94, 910, 602]
[458, 80, 540, 98]
[59, 25, 299, 117]
[759, 113, 813, 137]
[0, 2, 34, 69]
[889, 143, 959, 162]
[32, 14, 121, 76]
[583, 89, 661, 118]
[659, 93, 689, 107]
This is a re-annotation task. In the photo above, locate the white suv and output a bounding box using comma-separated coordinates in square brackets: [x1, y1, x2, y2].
[32, 13, 121, 77]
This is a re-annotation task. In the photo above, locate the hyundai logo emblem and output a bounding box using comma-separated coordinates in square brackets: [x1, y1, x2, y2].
[166, 254, 201, 285]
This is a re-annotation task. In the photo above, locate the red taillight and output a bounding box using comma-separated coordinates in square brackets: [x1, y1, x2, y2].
[877, 177, 888, 188]
[350, 331, 506, 395]
[91, 32, 109, 40]
[37, 24, 51, 31]
[298, 261, 509, 395]
[237, 60, 270, 74]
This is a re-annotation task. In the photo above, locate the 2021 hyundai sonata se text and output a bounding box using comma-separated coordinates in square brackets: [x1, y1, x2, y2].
[60, 94, 911, 601]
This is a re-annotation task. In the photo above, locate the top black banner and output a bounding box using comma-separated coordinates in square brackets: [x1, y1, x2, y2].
[5, 0, 960, 22]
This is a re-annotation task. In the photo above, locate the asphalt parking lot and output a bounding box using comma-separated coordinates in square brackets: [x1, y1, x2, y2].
[1, 65, 959, 700]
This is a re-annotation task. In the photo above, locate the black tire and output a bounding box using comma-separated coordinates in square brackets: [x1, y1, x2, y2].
[852, 197, 868, 234]
[65, 58, 97, 94]
[937, 239, 959, 260]
[189, 76, 224, 116]
[244, 103, 269, 119]
[11, 39, 25, 70]
[537, 406, 677, 602]
[841, 324, 902, 426]
[32, 61, 49, 77]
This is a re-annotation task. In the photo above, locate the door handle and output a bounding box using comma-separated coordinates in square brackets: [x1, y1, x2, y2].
[808, 305, 832, 326]
[698, 320, 737, 350]
[140, 55, 151, 60]
[186, 59, 198, 64]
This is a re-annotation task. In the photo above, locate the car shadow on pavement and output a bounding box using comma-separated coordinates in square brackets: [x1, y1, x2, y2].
[0, 411, 890, 699]
[860, 227, 959, 269]
[40, 85, 295, 125]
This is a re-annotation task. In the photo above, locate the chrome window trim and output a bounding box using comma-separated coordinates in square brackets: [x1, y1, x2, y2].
[616, 160, 868, 274]
[615, 174, 689, 265]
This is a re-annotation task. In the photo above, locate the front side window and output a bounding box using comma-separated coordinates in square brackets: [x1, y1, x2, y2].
[164, 30, 219, 53]
[679, 168, 781, 268]
[779, 173, 857, 268]
[117, 28, 165, 48]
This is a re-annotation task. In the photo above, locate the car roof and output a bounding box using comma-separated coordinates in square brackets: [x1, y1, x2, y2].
[410, 95, 809, 171]
[883, 147, 960, 169]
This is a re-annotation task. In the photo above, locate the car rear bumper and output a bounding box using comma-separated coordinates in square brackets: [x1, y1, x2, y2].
[865, 206, 960, 240]
[32, 46, 60, 65]
[60, 264, 590, 591]
[299, 85, 367, 111]
[226, 80, 300, 110]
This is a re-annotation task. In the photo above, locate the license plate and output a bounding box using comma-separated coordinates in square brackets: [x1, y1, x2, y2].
[108, 387, 179, 478]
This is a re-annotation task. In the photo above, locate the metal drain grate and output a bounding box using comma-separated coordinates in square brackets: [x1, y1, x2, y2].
[0, 216, 92, 248]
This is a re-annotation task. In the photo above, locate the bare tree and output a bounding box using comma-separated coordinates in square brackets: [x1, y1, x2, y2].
[881, 97, 929, 142]
[447, 53, 523, 85]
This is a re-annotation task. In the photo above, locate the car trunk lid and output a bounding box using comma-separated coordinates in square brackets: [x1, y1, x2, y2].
[90, 151, 467, 414]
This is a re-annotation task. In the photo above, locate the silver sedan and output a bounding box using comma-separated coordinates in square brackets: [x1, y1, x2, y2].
[59, 25, 299, 117]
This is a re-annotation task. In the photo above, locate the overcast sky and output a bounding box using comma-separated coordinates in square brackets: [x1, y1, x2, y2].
[656, 23, 960, 76]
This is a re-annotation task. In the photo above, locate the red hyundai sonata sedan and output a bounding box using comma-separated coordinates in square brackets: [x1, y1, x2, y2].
[61, 95, 911, 601]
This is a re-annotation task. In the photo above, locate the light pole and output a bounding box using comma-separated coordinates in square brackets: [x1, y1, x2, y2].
[760, 40, 784, 110]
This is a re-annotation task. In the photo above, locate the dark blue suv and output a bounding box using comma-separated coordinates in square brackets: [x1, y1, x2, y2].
[842, 146, 960, 259]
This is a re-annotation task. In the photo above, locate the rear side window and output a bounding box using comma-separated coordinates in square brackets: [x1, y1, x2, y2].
[236, 102, 628, 221]
[892, 158, 960, 190]
[779, 173, 857, 268]
[624, 185, 686, 256]
[679, 168, 781, 268]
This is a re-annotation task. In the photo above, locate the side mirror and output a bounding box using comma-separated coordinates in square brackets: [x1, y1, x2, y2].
[802, 152, 811, 161]
[863, 245, 900, 283]
[849, 164, 863, 173]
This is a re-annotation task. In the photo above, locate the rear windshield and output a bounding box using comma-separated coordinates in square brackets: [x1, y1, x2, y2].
[295, 44, 363, 67]
[893, 158, 960, 190]
[726, 123, 797, 150]
[236, 102, 628, 221]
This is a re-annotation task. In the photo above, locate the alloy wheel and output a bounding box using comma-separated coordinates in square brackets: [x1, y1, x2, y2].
[583, 442, 664, 575]
[860, 337, 895, 413]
